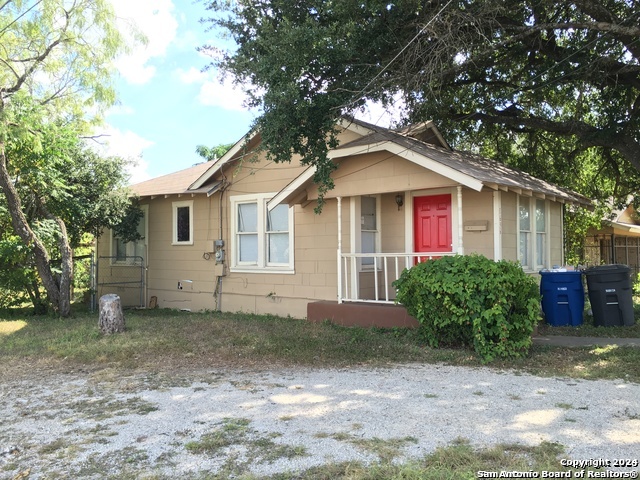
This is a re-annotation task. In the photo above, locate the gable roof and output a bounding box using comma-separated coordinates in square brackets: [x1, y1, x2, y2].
[129, 161, 219, 198]
[268, 120, 592, 210]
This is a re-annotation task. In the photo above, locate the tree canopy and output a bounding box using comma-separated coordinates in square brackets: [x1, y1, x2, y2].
[195, 142, 235, 162]
[201, 0, 640, 206]
[0, 0, 132, 316]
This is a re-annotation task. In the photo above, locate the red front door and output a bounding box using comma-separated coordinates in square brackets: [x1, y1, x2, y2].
[414, 194, 452, 257]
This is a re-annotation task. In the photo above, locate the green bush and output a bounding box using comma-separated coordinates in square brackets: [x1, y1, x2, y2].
[393, 254, 540, 362]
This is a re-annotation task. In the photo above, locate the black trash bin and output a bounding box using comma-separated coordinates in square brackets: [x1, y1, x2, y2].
[584, 264, 635, 327]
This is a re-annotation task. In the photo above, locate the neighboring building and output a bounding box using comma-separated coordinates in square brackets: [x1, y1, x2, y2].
[584, 203, 640, 278]
[96, 118, 591, 326]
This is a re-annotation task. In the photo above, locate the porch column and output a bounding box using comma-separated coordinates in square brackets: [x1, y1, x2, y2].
[457, 186, 464, 254]
[493, 191, 502, 260]
[337, 196, 342, 304]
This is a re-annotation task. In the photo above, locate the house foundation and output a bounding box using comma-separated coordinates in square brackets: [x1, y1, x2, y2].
[307, 301, 420, 329]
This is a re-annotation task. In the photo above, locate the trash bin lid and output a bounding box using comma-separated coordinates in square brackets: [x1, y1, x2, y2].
[584, 264, 630, 275]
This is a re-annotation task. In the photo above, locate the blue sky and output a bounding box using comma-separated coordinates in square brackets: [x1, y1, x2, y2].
[97, 0, 257, 185]
[100, 1, 399, 186]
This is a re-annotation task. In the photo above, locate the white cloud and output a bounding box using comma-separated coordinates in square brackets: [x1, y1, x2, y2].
[93, 125, 154, 184]
[110, 0, 179, 85]
[176, 66, 206, 85]
[198, 74, 254, 112]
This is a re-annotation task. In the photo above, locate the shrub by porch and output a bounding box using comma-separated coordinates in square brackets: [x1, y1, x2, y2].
[394, 254, 540, 362]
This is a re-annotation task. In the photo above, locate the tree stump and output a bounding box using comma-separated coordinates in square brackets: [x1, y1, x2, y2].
[99, 294, 125, 334]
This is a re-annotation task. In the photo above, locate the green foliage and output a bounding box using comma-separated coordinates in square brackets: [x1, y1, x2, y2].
[393, 255, 541, 362]
[195, 142, 235, 161]
[204, 0, 640, 210]
[0, 236, 37, 308]
[0, 0, 132, 316]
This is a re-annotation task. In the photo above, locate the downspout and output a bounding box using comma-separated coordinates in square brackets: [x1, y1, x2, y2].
[216, 182, 226, 312]
[337, 196, 342, 304]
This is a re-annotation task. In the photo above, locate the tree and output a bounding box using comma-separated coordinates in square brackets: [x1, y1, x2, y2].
[195, 142, 235, 162]
[0, 99, 137, 314]
[201, 0, 640, 208]
[0, 0, 128, 316]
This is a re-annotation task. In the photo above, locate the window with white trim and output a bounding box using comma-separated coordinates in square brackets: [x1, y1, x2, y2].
[231, 194, 294, 272]
[518, 196, 548, 270]
[535, 199, 546, 269]
[172, 200, 193, 245]
[111, 205, 147, 265]
[361, 196, 378, 266]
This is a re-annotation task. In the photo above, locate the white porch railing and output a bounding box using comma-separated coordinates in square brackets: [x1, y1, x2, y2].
[337, 252, 457, 304]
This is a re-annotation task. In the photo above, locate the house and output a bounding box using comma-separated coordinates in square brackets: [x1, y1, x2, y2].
[583, 202, 640, 278]
[95, 118, 591, 327]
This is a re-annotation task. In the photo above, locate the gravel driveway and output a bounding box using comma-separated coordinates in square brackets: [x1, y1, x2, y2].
[1, 363, 639, 479]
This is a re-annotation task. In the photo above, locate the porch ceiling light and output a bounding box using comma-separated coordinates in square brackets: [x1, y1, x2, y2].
[395, 194, 404, 210]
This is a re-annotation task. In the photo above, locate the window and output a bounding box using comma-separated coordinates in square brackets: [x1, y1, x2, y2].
[518, 197, 531, 269]
[518, 196, 548, 270]
[535, 199, 546, 269]
[237, 202, 258, 263]
[361, 196, 378, 266]
[231, 194, 294, 272]
[111, 205, 147, 265]
[172, 200, 193, 245]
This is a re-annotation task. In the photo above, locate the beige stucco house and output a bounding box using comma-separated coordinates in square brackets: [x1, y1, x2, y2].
[96, 118, 591, 326]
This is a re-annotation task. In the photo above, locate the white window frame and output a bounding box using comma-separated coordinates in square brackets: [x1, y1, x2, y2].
[360, 195, 381, 270]
[534, 198, 548, 270]
[110, 204, 148, 265]
[230, 193, 295, 273]
[350, 195, 382, 272]
[517, 195, 549, 271]
[172, 200, 194, 245]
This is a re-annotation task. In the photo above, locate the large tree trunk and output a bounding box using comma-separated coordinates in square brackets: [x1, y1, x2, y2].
[0, 144, 70, 316]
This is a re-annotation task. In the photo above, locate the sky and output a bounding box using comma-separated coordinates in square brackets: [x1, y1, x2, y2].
[98, 0, 256, 185]
[100, 1, 399, 186]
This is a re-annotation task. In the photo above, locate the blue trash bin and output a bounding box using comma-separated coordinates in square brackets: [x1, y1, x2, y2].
[539, 270, 584, 327]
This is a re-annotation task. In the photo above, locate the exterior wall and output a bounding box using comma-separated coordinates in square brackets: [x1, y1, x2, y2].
[220, 197, 343, 319]
[144, 195, 219, 312]
[97, 195, 221, 312]
[381, 192, 405, 252]
[501, 191, 518, 262]
[307, 153, 457, 200]
[549, 202, 563, 267]
[460, 189, 494, 259]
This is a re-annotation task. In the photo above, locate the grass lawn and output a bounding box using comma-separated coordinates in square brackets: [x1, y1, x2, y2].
[1, 305, 639, 382]
[1, 306, 639, 479]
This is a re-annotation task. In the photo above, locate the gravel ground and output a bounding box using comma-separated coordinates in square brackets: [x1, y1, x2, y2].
[1, 363, 639, 479]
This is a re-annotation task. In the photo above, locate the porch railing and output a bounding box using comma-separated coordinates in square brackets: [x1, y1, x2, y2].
[337, 252, 457, 304]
